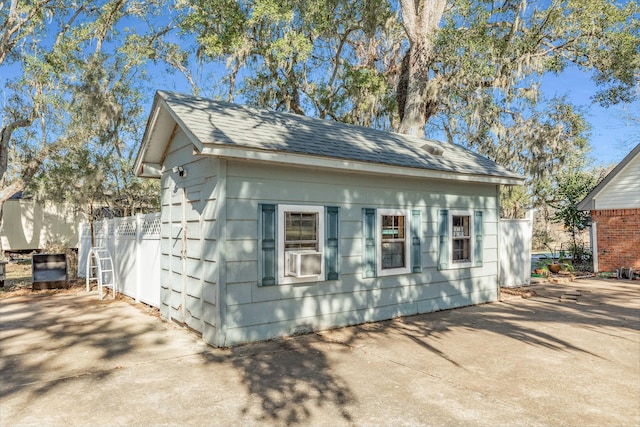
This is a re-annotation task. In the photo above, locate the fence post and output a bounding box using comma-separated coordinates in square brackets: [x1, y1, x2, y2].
[136, 213, 143, 303]
[112, 217, 119, 295]
[526, 209, 534, 221]
[103, 219, 109, 248]
[77, 223, 85, 278]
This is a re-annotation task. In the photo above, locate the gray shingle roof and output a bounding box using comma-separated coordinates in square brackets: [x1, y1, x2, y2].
[157, 90, 522, 181]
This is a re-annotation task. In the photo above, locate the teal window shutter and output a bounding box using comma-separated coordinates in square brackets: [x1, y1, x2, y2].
[325, 206, 339, 280]
[411, 209, 422, 273]
[259, 204, 277, 286]
[438, 209, 449, 270]
[474, 210, 483, 267]
[362, 208, 376, 278]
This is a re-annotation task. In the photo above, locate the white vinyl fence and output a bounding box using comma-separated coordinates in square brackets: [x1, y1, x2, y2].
[78, 213, 161, 307]
[499, 210, 533, 288]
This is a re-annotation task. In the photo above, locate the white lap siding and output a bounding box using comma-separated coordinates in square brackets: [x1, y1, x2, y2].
[220, 160, 499, 346]
[160, 129, 220, 340]
[593, 154, 640, 209]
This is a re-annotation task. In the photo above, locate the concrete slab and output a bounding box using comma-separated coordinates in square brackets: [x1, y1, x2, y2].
[1, 279, 638, 426]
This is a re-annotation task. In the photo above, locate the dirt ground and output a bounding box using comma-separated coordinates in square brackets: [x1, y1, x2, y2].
[1, 261, 32, 294]
[1, 262, 83, 302]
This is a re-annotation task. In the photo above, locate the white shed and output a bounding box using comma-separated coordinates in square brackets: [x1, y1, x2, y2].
[134, 91, 524, 347]
[0, 195, 87, 252]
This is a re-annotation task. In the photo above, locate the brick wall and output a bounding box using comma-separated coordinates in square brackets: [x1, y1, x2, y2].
[592, 208, 640, 272]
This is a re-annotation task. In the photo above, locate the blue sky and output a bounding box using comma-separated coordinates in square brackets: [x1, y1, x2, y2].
[541, 66, 639, 166]
[2, 3, 637, 171]
[3, 54, 635, 169]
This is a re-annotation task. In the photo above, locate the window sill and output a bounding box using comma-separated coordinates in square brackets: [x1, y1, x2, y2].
[377, 266, 411, 277]
[448, 261, 473, 269]
[278, 275, 324, 285]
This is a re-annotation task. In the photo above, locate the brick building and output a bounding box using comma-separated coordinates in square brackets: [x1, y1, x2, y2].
[578, 144, 640, 273]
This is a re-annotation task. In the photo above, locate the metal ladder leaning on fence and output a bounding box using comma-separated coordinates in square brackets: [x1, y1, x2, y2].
[86, 247, 117, 299]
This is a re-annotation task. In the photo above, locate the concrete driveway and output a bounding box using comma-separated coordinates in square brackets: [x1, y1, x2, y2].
[1, 279, 638, 426]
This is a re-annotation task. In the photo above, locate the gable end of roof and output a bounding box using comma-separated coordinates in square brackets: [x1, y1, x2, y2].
[577, 143, 640, 211]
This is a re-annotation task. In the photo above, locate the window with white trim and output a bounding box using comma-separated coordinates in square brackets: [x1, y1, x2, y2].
[437, 209, 483, 270]
[449, 210, 473, 268]
[377, 209, 411, 276]
[277, 205, 324, 284]
[285, 212, 319, 251]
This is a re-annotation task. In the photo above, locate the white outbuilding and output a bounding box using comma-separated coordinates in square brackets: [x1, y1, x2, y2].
[134, 90, 523, 347]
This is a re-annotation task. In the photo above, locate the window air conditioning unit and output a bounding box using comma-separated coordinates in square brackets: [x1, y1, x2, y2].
[286, 251, 322, 277]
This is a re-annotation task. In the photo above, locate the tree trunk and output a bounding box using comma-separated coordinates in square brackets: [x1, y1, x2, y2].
[0, 200, 4, 258]
[0, 117, 57, 248]
[397, 0, 447, 136]
[0, 115, 33, 257]
[0, 180, 24, 258]
[1, 119, 31, 187]
[572, 226, 578, 262]
[398, 37, 432, 135]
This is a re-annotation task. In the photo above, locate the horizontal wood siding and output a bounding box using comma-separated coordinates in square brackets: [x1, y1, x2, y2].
[222, 161, 500, 346]
[160, 130, 219, 339]
[596, 154, 640, 209]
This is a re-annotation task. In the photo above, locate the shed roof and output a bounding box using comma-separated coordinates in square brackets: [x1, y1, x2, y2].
[577, 143, 640, 211]
[135, 91, 523, 185]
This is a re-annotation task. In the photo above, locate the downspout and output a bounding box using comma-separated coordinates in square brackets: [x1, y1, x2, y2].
[591, 221, 598, 273]
[216, 159, 228, 347]
[181, 187, 187, 323]
[496, 184, 501, 299]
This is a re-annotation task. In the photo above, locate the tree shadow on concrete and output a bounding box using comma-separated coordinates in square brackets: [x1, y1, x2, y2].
[204, 336, 355, 425]
[356, 280, 639, 367]
[2, 279, 637, 425]
[203, 279, 639, 424]
[0, 290, 169, 401]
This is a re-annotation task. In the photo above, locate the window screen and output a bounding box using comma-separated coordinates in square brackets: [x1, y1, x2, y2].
[381, 215, 406, 269]
[284, 212, 318, 250]
[452, 215, 470, 263]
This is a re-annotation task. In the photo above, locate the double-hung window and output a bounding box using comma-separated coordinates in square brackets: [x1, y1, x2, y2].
[362, 208, 421, 278]
[284, 211, 319, 251]
[451, 214, 471, 264]
[376, 209, 412, 276]
[437, 209, 483, 270]
[259, 204, 339, 286]
[278, 205, 324, 284]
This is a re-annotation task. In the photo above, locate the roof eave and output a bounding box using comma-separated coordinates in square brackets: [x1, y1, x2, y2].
[576, 199, 593, 211]
[138, 163, 162, 178]
[135, 91, 205, 178]
[156, 92, 204, 154]
[577, 143, 640, 211]
[134, 92, 164, 177]
[199, 143, 524, 185]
